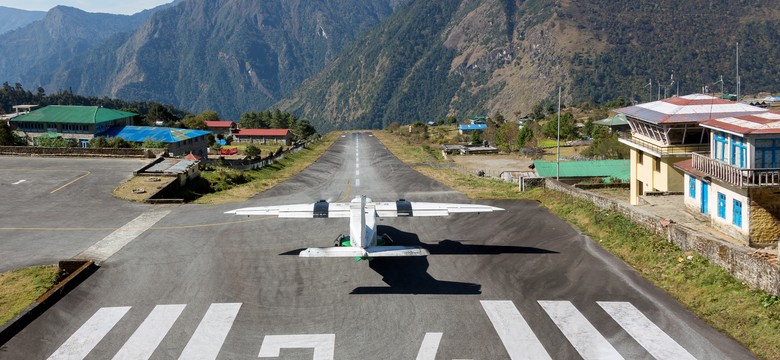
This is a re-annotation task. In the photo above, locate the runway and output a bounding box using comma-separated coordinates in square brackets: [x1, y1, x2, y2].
[1, 133, 754, 359]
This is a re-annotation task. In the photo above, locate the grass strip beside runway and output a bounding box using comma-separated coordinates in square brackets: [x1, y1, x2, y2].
[0, 265, 58, 325]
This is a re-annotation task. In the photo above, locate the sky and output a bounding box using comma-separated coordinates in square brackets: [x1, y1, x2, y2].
[0, 0, 174, 15]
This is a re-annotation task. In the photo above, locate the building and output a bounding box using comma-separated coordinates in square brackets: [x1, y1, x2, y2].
[458, 124, 487, 135]
[594, 113, 630, 134]
[675, 111, 780, 247]
[533, 159, 630, 184]
[205, 121, 236, 137]
[99, 126, 211, 158]
[233, 128, 291, 145]
[615, 94, 767, 205]
[10, 105, 136, 147]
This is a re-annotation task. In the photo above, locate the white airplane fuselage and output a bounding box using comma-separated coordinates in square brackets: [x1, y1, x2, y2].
[349, 196, 376, 249]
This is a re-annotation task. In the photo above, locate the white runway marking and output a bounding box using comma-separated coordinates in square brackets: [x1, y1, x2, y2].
[355, 178, 360, 187]
[48, 306, 131, 360]
[355, 170, 360, 176]
[12, 179, 26, 185]
[113, 304, 185, 360]
[481, 300, 551, 360]
[178, 303, 242, 360]
[258, 334, 335, 360]
[78, 209, 170, 263]
[415, 332, 442, 360]
[598, 302, 696, 360]
[539, 301, 623, 360]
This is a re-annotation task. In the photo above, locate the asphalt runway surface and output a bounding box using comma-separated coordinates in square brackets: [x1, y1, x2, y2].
[1, 133, 755, 359]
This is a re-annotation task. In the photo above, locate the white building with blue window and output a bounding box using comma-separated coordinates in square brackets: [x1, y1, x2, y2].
[675, 111, 780, 247]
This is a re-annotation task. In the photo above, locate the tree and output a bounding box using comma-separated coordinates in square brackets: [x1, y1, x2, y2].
[469, 130, 481, 145]
[182, 114, 207, 130]
[293, 119, 317, 140]
[542, 112, 578, 140]
[146, 103, 177, 127]
[516, 126, 534, 148]
[583, 131, 630, 159]
[0, 123, 19, 145]
[199, 110, 219, 122]
[244, 144, 261, 158]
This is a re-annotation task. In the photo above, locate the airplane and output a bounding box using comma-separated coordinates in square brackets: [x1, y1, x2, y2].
[225, 195, 503, 259]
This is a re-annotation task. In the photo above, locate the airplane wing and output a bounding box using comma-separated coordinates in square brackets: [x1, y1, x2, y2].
[374, 199, 503, 217]
[225, 200, 350, 218]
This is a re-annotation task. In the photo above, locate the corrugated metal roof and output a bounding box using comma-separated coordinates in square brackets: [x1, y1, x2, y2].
[615, 94, 766, 124]
[98, 126, 210, 143]
[234, 128, 289, 136]
[205, 121, 234, 128]
[10, 105, 137, 124]
[458, 124, 487, 131]
[700, 111, 780, 135]
[533, 160, 630, 181]
[594, 114, 628, 126]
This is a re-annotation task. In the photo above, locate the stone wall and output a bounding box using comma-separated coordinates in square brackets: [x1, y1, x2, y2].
[545, 178, 780, 295]
[0, 146, 163, 158]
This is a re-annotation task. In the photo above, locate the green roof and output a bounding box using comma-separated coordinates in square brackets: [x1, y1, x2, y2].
[11, 105, 137, 124]
[533, 159, 630, 181]
[594, 113, 628, 126]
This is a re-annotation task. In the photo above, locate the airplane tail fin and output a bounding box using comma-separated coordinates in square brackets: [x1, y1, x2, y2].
[299, 246, 429, 258]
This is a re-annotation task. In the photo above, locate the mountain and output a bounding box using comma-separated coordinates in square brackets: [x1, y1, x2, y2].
[46, 0, 410, 120]
[0, 7, 45, 34]
[0, 5, 164, 89]
[277, 0, 780, 130]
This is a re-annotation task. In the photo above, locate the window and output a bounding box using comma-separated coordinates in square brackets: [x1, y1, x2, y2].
[731, 135, 746, 168]
[714, 131, 728, 162]
[755, 138, 780, 168]
[655, 158, 661, 172]
[637, 151, 643, 165]
[717, 192, 726, 219]
[733, 200, 743, 227]
[689, 176, 696, 198]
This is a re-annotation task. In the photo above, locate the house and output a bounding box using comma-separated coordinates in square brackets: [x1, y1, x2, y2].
[468, 115, 487, 124]
[615, 94, 767, 205]
[205, 121, 236, 137]
[98, 126, 211, 158]
[10, 105, 136, 147]
[233, 128, 291, 145]
[458, 124, 487, 135]
[674, 111, 780, 247]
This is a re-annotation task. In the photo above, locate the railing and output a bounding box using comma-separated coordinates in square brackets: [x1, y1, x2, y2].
[619, 136, 710, 156]
[691, 153, 780, 188]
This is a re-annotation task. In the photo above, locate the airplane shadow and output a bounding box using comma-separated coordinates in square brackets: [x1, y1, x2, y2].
[279, 226, 557, 295]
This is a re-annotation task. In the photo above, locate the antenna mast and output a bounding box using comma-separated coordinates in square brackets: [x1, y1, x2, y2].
[736, 42, 740, 102]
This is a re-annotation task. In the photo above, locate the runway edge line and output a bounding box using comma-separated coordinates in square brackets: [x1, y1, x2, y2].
[0, 260, 98, 346]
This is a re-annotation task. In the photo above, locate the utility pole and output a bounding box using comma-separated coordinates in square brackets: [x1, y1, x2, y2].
[556, 86, 561, 180]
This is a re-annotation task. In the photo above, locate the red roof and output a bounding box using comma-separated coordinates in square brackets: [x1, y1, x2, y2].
[700, 111, 780, 135]
[205, 121, 235, 128]
[234, 128, 290, 137]
[184, 152, 202, 161]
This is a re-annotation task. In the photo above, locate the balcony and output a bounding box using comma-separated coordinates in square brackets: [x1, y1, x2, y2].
[691, 153, 780, 188]
[619, 136, 710, 157]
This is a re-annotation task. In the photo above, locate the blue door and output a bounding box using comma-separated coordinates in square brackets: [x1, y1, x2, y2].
[701, 182, 709, 214]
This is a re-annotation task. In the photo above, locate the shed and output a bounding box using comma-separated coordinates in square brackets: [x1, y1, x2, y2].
[533, 159, 630, 183]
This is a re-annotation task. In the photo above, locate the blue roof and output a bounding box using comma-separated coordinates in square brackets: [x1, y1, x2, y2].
[459, 124, 487, 131]
[99, 126, 211, 143]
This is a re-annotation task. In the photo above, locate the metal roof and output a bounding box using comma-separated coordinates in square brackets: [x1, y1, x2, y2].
[615, 94, 766, 124]
[533, 159, 630, 181]
[10, 105, 137, 124]
[234, 128, 290, 136]
[205, 121, 235, 128]
[700, 111, 780, 135]
[594, 114, 628, 126]
[98, 126, 210, 143]
[458, 124, 487, 131]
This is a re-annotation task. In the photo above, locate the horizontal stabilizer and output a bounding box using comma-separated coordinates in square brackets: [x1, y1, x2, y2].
[299, 246, 429, 258]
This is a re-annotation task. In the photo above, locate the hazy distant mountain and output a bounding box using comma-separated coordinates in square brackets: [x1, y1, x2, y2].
[0, 6, 45, 34]
[48, 0, 409, 120]
[277, 0, 780, 130]
[0, 5, 165, 89]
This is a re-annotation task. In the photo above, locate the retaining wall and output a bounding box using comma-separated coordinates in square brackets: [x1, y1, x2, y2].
[544, 178, 780, 295]
[0, 146, 162, 158]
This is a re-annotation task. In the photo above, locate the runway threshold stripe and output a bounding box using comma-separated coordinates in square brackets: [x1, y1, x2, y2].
[480, 300, 551, 360]
[112, 304, 186, 360]
[48, 306, 131, 360]
[538, 301, 623, 360]
[258, 334, 335, 360]
[415, 332, 442, 360]
[598, 302, 696, 360]
[178, 303, 242, 360]
[78, 209, 171, 263]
